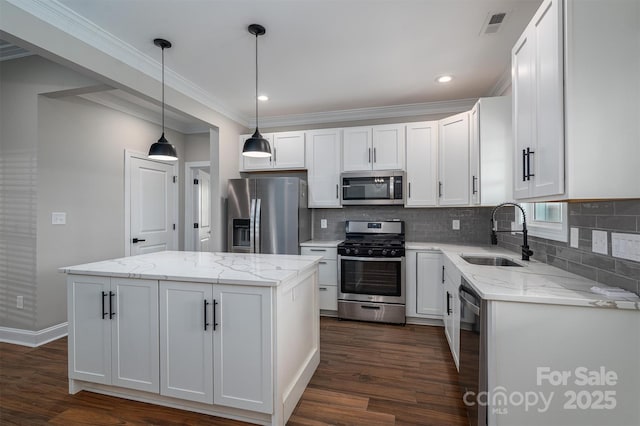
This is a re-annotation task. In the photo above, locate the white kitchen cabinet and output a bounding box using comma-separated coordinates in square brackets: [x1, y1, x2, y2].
[438, 112, 470, 206]
[416, 252, 444, 316]
[442, 256, 460, 370]
[213, 284, 273, 413]
[67, 275, 159, 393]
[512, 0, 639, 201]
[405, 122, 438, 207]
[159, 281, 273, 413]
[301, 246, 338, 312]
[239, 131, 305, 171]
[470, 97, 512, 206]
[159, 281, 214, 404]
[342, 124, 405, 171]
[305, 129, 342, 208]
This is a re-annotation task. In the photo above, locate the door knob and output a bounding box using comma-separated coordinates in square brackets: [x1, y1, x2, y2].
[132, 238, 146, 243]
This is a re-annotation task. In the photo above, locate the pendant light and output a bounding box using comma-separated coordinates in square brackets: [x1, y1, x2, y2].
[242, 24, 271, 158]
[148, 38, 178, 161]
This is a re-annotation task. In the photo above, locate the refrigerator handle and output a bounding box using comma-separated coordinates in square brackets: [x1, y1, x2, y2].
[255, 198, 262, 253]
[249, 198, 256, 253]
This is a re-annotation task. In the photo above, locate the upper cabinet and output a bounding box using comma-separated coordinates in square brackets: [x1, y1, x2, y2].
[343, 124, 405, 171]
[239, 131, 305, 172]
[405, 122, 438, 207]
[470, 97, 513, 206]
[438, 112, 470, 206]
[512, 0, 640, 201]
[306, 129, 342, 208]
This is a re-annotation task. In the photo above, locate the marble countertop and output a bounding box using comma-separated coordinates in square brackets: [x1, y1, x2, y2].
[300, 240, 343, 247]
[406, 242, 640, 310]
[60, 251, 322, 286]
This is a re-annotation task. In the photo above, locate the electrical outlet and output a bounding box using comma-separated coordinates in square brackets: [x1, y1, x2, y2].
[452, 220, 460, 230]
[592, 230, 608, 255]
[320, 219, 327, 229]
[51, 212, 66, 225]
[17, 296, 23, 309]
[570, 227, 580, 248]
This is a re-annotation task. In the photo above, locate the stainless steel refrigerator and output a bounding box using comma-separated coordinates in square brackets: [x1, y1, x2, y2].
[227, 177, 310, 254]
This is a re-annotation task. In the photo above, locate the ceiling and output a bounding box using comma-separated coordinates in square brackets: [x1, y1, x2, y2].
[44, 1, 542, 125]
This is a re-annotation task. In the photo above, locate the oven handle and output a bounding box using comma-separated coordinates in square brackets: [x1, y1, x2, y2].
[339, 256, 404, 262]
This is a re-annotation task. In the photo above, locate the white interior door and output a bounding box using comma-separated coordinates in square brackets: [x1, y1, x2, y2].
[130, 157, 176, 255]
[196, 169, 211, 252]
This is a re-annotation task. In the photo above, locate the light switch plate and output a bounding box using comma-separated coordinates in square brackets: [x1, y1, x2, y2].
[320, 219, 327, 229]
[570, 227, 579, 248]
[452, 220, 460, 230]
[592, 230, 608, 255]
[51, 212, 66, 225]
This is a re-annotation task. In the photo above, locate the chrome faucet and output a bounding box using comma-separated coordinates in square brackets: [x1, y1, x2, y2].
[490, 202, 534, 261]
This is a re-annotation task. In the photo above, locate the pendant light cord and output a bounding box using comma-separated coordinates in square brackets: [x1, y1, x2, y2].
[255, 32, 259, 130]
[161, 45, 166, 135]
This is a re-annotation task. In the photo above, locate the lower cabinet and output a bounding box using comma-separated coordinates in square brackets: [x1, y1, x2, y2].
[159, 281, 273, 413]
[442, 257, 461, 370]
[301, 246, 338, 312]
[405, 250, 443, 320]
[67, 275, 159, 393]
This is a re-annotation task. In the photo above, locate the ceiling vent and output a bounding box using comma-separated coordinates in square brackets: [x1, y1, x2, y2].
[480, 12, 508, 35]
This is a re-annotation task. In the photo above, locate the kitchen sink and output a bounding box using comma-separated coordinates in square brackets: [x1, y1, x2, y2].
[461, 255, 523, 267]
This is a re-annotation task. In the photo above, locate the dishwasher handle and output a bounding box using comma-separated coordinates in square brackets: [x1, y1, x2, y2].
[459, 286, 480, 316]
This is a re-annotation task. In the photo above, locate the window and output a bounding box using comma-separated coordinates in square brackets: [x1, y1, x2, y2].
[516, 202, 568, 242]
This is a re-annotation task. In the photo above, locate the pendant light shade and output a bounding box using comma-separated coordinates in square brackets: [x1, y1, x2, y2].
[242, 24, 271, 158]
[149, 38, 178, 161]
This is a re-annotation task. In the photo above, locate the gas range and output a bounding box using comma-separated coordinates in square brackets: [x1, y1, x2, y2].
[337, 220, 405, 258]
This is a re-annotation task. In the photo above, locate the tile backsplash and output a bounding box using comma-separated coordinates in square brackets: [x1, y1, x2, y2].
[494, 199, 640, 295]
[311, 206, 494, 245]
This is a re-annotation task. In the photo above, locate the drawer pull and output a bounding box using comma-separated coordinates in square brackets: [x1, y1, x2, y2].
[319, 261, 328, 264]
[319, 287, 328, 291]
[310, 249, 326, 252]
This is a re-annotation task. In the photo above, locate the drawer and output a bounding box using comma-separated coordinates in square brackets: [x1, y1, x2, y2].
[318, 259, 338, 285]
[318, 285, 338, 311]
[301, 246, 337, 260]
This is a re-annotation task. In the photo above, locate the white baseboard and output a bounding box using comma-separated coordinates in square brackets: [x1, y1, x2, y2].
[0, 322, 68, 347]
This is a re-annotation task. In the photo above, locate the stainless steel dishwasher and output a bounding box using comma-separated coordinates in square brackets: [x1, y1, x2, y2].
[459, 278, 487, 426]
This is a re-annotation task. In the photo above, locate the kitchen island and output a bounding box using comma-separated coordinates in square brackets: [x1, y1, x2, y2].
[61, 251, 321, 426]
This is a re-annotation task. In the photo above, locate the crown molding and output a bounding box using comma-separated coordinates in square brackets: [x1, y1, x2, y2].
[5, 0, 246, 126]
[488, 65, 512, 97]
[254, 98, 478, 129]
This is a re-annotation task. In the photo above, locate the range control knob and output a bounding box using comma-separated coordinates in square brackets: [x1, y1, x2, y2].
[368, 249, 374, 256]
[353, 248, 359, 255]
[390, 250, 397, 256]
[345, 248, 351, 255]
[381, 249, 388, 256]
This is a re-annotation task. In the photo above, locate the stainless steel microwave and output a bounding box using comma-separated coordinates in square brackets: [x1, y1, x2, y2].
[341, 171, 405, 205]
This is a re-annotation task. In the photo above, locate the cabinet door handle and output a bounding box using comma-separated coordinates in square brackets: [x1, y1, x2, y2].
[273, 147, 277, 163]
[213, 299, 219, 331]
[101, 291, 108, 319]
[438, 181, 443, 198]
[368, 148, 371, 163]
[522, 149, 527, 182]
[442, 265, 445, 284]
[526, 147, 535, 180]
[109, 291, 115, 319]
[472, 176, 478, 194]
[373, 147, 377, 163]
[446, 291, 452, 315]
[408, 182, 411, 198]
[204, 299, 210, 331]
[336, 184, 339, 199]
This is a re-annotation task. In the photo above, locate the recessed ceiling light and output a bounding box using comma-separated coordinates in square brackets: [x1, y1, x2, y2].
[436, 75, 453, 83]
[257, 95, 269, 101]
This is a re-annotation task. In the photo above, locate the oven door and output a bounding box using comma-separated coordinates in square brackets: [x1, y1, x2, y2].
[338, 256, 405, 304]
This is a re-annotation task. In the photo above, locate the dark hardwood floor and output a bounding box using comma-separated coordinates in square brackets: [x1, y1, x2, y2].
[0, 317, 468, 425]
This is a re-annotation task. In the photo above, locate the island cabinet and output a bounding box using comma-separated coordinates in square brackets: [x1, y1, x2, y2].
[159, 281, 272, 412]
[64, 251, 321, 426]
[67, 275, 159, 393]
